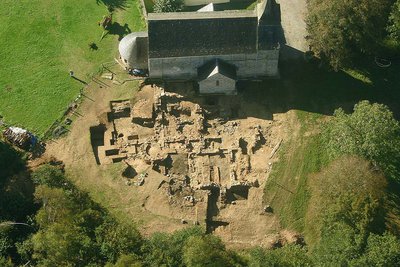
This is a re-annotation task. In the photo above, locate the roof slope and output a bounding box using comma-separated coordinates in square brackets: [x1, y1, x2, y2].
[198, 59, 237, 81]
[148, 11, 258, 58]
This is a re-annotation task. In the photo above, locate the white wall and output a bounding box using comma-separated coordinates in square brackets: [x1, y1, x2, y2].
[199, 73, 236, 95]
[184, 0, 229, 7]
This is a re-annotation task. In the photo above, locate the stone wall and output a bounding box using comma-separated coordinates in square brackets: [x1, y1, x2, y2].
[148, 50, 279, 80]
[199, 74, 236, 95]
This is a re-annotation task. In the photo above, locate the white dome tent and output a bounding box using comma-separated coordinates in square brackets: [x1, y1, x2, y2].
[118, 32, 148, 70]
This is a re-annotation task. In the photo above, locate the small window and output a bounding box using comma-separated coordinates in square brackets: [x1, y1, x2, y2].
[216, 80, 219, 86]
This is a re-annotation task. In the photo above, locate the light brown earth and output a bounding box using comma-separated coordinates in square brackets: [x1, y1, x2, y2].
[36, 64, 301, 248]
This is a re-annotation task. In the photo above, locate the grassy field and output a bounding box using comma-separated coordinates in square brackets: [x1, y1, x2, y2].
[0, 0, 145, 135]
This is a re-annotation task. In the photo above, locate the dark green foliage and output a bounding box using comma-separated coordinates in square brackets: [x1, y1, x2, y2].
[153, 0, 183, 13]
[31, 222, 95, 266]
[306, 0, 392, 69]
[141, 227, 203, 266]
[248, 245, 313, 267]
[108, 254, 143, 267]
[0, 256, 13, 267]
[353, 232, 400, 266]
[0, 226, 13, 257]
[0, 142, 33, 221]
[388, 0, 400, 41]
[306, 156, 399, 265]
[183, 235, 241, 267]
[307, 157, 388, 236]
[312, 223, 364, 266]
[0, 142, 35, 264]
[324, 101, 400, 181]
[96, 219, 142, 263]
[0, 142, 24, 182]
[313, 226, 400, 266]
[26, 165, 143, 266]
[31, 164, 67, 187]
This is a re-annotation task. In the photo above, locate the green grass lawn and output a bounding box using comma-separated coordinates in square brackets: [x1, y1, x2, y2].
[0, 0, 145, 136]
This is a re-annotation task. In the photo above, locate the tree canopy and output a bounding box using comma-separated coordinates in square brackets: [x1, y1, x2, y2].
[324, 101, 400, 181]
[307, 156, 400, 266]
[388, 0, 400, 42]
[306, 0, 392, 69]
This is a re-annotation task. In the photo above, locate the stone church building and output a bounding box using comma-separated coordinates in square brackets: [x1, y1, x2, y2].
[119, 0, 281, 94]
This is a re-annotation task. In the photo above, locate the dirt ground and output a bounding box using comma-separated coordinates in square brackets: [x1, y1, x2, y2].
[36, 63, 302, 248]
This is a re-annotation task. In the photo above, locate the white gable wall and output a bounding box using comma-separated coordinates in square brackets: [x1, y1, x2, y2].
[185, 0, 229, 6]
[199, 73, 236, 95]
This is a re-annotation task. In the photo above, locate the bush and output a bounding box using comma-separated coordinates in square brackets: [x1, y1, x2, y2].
[153, 0, 183, 13]
[31, 164, 66, 187]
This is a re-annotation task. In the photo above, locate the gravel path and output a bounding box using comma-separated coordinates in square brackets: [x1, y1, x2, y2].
[278, 0, 308, 53]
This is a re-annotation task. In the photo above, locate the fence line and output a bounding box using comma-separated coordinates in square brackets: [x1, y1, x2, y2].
[42, 62, 117, 141]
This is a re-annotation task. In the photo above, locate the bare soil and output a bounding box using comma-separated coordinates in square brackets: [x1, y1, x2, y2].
[37, 68, 300, 247]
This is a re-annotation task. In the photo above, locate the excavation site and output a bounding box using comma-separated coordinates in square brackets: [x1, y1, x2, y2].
[90, 83, 287, 247]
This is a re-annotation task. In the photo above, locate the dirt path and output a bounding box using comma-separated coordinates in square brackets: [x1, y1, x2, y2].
[278, 0, 308, 53]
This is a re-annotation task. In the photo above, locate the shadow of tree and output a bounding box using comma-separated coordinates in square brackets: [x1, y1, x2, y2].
[108, 22, 132, 40]
[96, 0, 128, 11]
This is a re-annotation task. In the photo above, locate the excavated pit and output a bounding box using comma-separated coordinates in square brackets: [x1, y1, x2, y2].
[91, 84, 279, 239]
[90, 124, 106, 165]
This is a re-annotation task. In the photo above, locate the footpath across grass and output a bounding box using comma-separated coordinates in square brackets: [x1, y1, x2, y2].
[0, 0, 145, 135]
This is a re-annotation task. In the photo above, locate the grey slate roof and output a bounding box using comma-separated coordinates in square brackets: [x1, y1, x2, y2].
[198, 59, 237, 81]
[257, 0, 281, 50]
[148, 11, 258, 58]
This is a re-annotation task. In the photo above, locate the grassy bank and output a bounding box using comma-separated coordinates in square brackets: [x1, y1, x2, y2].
[264, 111, 329, 232]
[0, 0, 145, 135]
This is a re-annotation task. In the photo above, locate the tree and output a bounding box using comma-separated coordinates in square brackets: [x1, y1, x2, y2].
[324, 101, 400, 181]
[34, 185, 76, 227]
[306, 0, 392, 69]
[141, 227, 203, 267]
[352, 232, 400, 266]
[306, 156, 399, 265]
[312, 223, 363, 266]
[307, 156, 388, 232]
[31, 222, 95, 266]
[388, 0, 400, 41]
[106, 254, 143, 267]
[31, 164, 66, 188]
[95, 219, 142, 263]
[153, 0, 183, 13]
[183, 235, 239, 267]
[0, 256, 13, 267]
